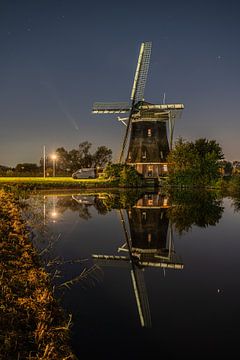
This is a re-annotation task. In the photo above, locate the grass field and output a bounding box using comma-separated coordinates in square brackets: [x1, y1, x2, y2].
[0, 176, 116, 190]
[0, 176, 103, 182]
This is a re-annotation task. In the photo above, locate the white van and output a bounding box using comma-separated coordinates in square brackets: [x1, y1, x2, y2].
[72, 168, 96, 179]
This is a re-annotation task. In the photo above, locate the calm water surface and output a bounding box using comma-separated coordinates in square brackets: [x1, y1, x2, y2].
[24, 190, 240, 357]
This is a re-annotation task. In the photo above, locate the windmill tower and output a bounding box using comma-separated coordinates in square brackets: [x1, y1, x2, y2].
[92, 42, 184, 179]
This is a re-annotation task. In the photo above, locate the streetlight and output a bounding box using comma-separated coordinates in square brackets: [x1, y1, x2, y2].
[43, 145, 46, 178]
[51, 154, 57, 177]
[50, 197, 58, 222]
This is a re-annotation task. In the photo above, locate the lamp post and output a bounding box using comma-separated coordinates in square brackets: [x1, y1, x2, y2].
[51, 154, 57, 177]
[43, 145, 46, 178]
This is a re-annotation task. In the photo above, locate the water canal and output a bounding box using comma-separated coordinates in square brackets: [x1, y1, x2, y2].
[22, 190, 240, 357]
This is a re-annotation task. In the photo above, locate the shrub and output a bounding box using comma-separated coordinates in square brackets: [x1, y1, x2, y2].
[103, 163, 143, 187]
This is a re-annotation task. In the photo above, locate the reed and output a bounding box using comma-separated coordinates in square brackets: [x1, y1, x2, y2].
[0, 189, 76, 359]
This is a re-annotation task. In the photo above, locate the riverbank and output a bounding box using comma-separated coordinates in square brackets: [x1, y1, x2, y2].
[0, 176, 116, 190]
[0, 173, 161, 190]
[0, 189, 76, 359]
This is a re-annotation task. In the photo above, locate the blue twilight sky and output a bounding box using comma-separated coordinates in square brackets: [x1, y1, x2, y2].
[0, 0, 240, 167]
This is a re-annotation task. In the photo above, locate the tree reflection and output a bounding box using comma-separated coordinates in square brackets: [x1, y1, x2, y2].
[230, 195, 240, 213]
[167, 190, 224, 234]
[53, 190, 224, 233]
[55, 190, 145, 220]
[56, 197, 92, 220]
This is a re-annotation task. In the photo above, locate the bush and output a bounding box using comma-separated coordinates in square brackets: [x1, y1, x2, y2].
[103, 163, 143, 187]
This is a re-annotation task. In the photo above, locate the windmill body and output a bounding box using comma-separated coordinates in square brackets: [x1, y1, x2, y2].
[92, 42, 184, 179]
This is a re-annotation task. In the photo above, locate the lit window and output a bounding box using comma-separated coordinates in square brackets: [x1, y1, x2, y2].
[163, 198, 168, 207]
[147, 233, 152, 243]
[163, 164, 168, 172]
[147, 128, 152, 137]
[142, 151, 147, 159]
[160, 151, 163, 159]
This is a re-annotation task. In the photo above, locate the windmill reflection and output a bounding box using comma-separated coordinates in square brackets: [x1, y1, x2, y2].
[92, 193, 184, 328]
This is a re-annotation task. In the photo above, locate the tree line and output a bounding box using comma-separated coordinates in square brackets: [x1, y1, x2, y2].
[0, 142, 112, 176]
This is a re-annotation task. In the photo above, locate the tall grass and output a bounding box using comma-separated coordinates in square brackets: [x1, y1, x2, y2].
[0, 189, 76, 359]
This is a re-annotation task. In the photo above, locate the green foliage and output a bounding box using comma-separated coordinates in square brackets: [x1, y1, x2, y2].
[167, 137, 224, 187]
[103, 163, 143, 187]
[219, 160, 233, 176]
[92, 146, 112, 168]
[103, 163, 125, 179]
[0, 165, 10, 176]
[227, 175, 240, 195]
[12, 163, 41, 177]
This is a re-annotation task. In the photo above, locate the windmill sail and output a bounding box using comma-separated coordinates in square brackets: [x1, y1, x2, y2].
[92, 102, 130, 114]
[131, 41, 152, 103]
[119, 42, 152, 162]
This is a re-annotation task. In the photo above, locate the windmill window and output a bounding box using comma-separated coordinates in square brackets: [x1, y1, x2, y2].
[147, 166, 153, 177]
[163, 164, 168, 172]
[160, 151, 163, 159]
[147, 128, 152, 137]
[142, 150, 147, 159]
[163, 198, 168, 207]
[147, 233, 152, 243]
[142, 211, 147, 220]
[128, 152, 131, 160]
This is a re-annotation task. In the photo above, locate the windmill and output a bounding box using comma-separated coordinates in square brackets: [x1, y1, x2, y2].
[92, 42, 184, 179]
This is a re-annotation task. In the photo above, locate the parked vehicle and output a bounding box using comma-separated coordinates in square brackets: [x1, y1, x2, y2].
[72, 168, 96, 179]
[72, 195, 95, 205]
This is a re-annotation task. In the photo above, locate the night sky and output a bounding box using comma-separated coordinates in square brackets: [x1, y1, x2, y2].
[1, 0, 240, 167]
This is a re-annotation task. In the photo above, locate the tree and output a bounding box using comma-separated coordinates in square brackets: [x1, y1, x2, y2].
[15, 163, 39, 175]
[55, 147, 70, 172]
[68, 149, 81, 172]
[39, 142, 112, 175]
[219, 160, 233, 176]
[103, 163, 143, 187]
[78, 141, 93, 168]
[0, 165, 9, 176]
[167, 138, 224, 186]
[92, 146, 112, 168]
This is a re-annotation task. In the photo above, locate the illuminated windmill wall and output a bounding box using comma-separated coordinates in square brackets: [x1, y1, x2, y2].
[92, 42, 184, 178]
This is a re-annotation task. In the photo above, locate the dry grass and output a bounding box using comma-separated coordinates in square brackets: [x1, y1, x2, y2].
[0, 189, 77, 359]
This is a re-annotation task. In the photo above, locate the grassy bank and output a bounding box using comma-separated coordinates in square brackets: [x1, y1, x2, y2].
[0, 176, 115, 190]
[0, 189, 76, 359]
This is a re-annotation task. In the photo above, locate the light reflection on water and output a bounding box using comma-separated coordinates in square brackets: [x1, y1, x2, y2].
[24, 190, 240, 357]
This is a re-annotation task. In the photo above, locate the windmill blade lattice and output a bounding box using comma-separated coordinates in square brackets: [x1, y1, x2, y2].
[131, 41, 152, 103]
[119, 42, 152, 162]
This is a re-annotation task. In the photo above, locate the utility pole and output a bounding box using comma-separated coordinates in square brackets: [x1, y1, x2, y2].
[43, 145, 46, 178]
